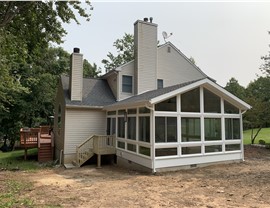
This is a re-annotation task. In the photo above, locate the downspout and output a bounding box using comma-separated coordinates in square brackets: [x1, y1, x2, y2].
[145, 103, 156, 173]
[59, 149, 63, 165]
[240, 110, 247, 162]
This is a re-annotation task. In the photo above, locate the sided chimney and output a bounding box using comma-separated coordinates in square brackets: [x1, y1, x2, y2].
[69, 48, 83, 101]
[134, 17, 158, 94]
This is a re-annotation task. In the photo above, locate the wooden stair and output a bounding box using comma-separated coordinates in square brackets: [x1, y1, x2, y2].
[38, 142, 53, 162]
[74, 135, 116, 168]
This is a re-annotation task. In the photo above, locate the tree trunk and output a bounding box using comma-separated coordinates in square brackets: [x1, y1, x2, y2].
[251, 127, 262, 144]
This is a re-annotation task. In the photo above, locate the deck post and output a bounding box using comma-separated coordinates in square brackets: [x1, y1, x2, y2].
[24, 148, 27, 160]
[97, 154, 101, 168]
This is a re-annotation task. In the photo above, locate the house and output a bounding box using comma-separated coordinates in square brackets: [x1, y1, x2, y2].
[54, 18, 251, 172]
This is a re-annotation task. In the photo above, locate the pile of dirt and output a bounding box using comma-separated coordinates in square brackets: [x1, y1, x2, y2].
[1, 145, 270, 207]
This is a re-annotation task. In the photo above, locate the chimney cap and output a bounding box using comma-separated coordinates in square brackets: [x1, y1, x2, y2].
[150, 17, 153, 23]
[73, 48, 80, 53]
[143, 17, 148, 22]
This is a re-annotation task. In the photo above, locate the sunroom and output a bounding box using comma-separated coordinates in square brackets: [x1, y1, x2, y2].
[105, 79, 251, 172]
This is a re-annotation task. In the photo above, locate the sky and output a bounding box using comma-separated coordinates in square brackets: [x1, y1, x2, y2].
[61, 2, 270, 87]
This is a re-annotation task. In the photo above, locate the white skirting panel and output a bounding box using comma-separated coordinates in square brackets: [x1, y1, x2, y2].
[116, 150, 152, 168]
[155, 153, 242, 169]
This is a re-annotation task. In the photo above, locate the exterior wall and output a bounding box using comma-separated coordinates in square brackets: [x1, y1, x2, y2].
[157, 44, 206, 87]
[63, 108, 106, 164]
[69, 52, 83, 101]
[118, 61, 135, 100]
[53, 81, 66, 164]
[134, 20, 157, 94]
[106, 72, 118, 99]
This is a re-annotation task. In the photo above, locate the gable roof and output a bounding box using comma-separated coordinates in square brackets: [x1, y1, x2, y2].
[61, 75, 116, 108]
[104, 78, 251, 111]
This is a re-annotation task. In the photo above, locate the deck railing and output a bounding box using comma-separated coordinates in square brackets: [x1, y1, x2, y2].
[76, 135, 116, 167]
[93, 135, 116, 155]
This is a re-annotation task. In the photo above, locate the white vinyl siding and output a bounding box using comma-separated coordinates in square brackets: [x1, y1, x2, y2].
[70, 53, 83, 101]
[106, 73, 118, 98]
[64, 109, 106, 154]
[157, 44, 206, 88]
[134, 21, 157, 94]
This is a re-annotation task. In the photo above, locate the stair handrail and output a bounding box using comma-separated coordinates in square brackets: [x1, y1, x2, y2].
[76, 135, 96, 166]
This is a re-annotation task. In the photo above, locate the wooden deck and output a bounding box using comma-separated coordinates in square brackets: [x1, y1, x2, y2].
[20, 126, 54, 162]
[75, 135, 116, 168]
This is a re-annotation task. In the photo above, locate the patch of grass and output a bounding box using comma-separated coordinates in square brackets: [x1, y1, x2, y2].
[243, 128, 270, 145]
[0, 148, 40, 171]
[0, 180, 34, 208]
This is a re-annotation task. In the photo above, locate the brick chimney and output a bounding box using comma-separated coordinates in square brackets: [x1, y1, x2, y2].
[69, 48, 83, 101]
[134, 17, 158, 94]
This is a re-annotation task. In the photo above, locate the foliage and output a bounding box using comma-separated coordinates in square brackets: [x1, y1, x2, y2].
[243, 127, 270, 145]
[260, 31, 270, 76]
[225, 77, 246, 100]
[83, 60, 101, 78]
[0, 1, 94, 147]
[244, 77, 270, 143]
[0, 148, 39, 170]
[0, 180, 34, 208]
[102, 33, 134, 72]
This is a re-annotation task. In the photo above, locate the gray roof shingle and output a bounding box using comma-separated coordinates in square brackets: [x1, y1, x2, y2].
[61, 75, 116, 107]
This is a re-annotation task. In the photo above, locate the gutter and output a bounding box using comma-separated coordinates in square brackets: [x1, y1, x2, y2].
[66, 105, 104, 110]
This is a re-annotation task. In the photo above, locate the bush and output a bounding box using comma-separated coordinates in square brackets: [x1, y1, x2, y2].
[259, 139, 266, 145]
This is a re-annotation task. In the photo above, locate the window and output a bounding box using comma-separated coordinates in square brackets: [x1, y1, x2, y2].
[127, 117, 136, 140]
[122, 75, 132, 93]
[107, 118, 116, 135]
[205, 145, 222, 153]
[204, 118, 221, 141]
[224, 101, 239, 114]
[107, 111, 116, 115]
[128, 108, 137, 114]
[139, 146, 150, 156]
[155, 117, 177, 143]
[225, 144, 240, 151]
[157, 79, 163, 89]
[155, 148, 177, 157]
[118, 117, 125, 138]
[139, 107, 150, 114]
[127, 143, 136, 152]
[58, 105, 61, 127]
[225, 118, 240, 140]
[182, 146, 201, 155]
[155, 97, 176, 112]
[204, 88, 221, 113]
[139, 117, 150, 143]
[181, 118, 201, 142]
[181, 88, 200, 112]
[117, 141, 125, 149]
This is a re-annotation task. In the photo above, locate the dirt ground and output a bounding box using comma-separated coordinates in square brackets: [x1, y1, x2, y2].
[1, 146, 270, 208]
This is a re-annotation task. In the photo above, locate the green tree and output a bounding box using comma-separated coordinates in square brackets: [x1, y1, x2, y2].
[260, 32, 270, 76]
[0, 1, 93, 147]
[225, 77, 246, 100]
[102, 33, 134, 72]
[83, 60, 101, 78]
[244, 77, 270, 144]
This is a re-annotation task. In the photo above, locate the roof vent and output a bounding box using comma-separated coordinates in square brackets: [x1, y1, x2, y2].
[143, 17, 148, 22]
[73, 48, 80, 53]
[150, 17, 153, 23]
